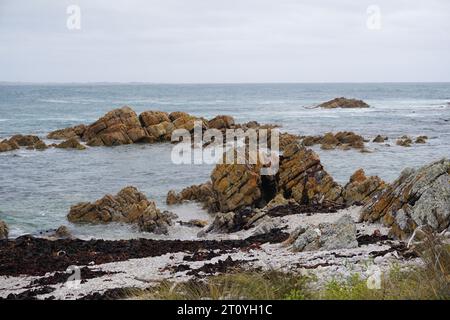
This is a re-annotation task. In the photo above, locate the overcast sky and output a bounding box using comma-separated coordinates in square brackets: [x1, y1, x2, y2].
[1, 0, 449, 83]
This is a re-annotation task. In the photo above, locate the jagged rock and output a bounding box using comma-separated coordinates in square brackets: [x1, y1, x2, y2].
[396, 136, 412, 147]
[208, 115, 235, 130]
[290, 214, 358, 252]
[82, 106, 148, 146]
[361, 158, 450, 239]
[55, 138, 86, 150]
[211, 162, 262, 212]
[415, 136, 428, 144]
[373, 135, 387, 143]
[67, 186, 176, 234]
[166, 182, 218, 212]
[342, 169, 386, 205]
[318, 97, 369, 109]
[279, 133, 301, 151]
[0, 220, 8, 239]
[278, 142, 343, 204]
[47, 125, 86, 140]
[145, 121, 174, 142]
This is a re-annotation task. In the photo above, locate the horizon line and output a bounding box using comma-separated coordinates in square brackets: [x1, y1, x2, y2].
[1, 81, 450, 86]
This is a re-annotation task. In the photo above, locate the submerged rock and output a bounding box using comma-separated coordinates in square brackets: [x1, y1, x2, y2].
[0, 220, 8, 239]
[290, 214, 358, 252]
[342, 169, 386, 205]
[67, 186, 176, 234]
[317, 97, 369, 109]
[361, 158, 450, 239]
[415, 135, 428, 144]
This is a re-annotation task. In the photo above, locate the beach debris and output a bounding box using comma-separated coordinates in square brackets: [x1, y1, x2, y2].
[361, 158, 450, 239]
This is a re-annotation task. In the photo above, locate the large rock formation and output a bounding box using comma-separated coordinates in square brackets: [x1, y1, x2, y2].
[317, 97, 369, 109]
[67, 186, 176, 234]
[211, 162, 263, 212]
[360, 159, 450, 239]
[82, 106, 148, 146]
[208, 115, 235, 130]
[278, 142, 342, 205]
[0, 220, 8, 239]
[288, 214, 358, 252]
[342, 169, 386, 205]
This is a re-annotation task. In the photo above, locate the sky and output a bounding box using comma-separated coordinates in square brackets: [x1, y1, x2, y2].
[0, 0, 449, 83]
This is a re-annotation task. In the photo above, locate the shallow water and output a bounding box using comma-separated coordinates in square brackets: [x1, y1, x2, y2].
[0, 83, 449, 239]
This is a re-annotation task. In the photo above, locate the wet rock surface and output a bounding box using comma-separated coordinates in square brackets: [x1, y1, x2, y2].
[317, 97, 370, 109]
[361, 158, 450, 239]
[0, 134, 47, 152]
[47, 125, 86, 140]
[54, 137, 86, 150]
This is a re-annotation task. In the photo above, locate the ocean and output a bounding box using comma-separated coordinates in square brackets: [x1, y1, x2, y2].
[0, 83, 449, 239]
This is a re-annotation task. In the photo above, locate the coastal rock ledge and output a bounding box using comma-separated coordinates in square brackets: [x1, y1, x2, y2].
[67, 186, 176, 234]
[361, 158, 450, 239]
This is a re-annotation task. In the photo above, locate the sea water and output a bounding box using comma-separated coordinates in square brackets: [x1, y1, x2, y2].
[0, 83, 449, 239]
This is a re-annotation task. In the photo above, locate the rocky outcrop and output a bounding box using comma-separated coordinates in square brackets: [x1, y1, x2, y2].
[0, 220, 8, 239]
[300, 132, 365, 150]
[211, 162, 262, 212]
[82, 106, 148, 146]
[54, 138, 86, 150]
[47, 125, 86, 140]
[208, 115, 235, 130]
[0, 139, 19, 152]
[373, 135, 387, 143]
[361, 159, 450, 239]
[415, 136, 428, 144]
[279, 142, 343, 205]
[317, 97, 369, 109]
[0, 135, 47, 152]
[166, 182, 218, 212]
[67, 186, 176, 234]
[396, 136, 412, 147]
[342, 169, 386, 205]
[288, 214, 358, 252]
